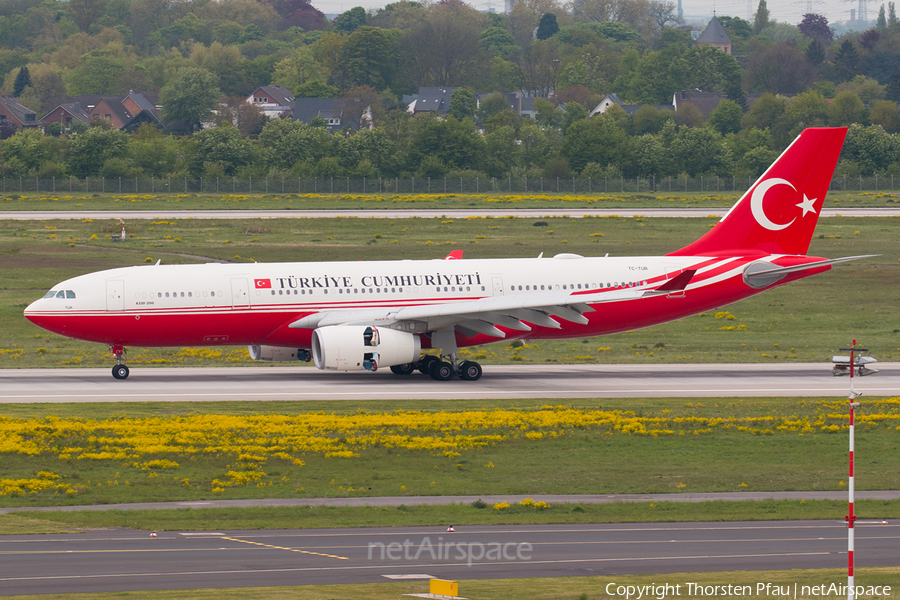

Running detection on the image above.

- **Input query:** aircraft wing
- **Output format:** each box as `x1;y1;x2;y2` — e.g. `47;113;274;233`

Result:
289;272;695;338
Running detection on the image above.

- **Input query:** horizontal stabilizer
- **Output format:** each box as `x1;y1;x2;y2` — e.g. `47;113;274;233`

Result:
744;255;878;288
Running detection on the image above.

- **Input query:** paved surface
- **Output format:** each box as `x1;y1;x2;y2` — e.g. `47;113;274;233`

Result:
1;521;897;595
2;363;898;403
2;208;899;220
4;491;900;515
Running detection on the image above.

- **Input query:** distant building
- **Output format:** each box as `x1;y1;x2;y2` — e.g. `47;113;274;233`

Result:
476;92;538;120
293;98;372;133
672;91;765;118
246;85;295;120
408;87;459;115
41;92;162;132
697;15;732;54
589;93;674;117
0;96;39;131
41;103;92;130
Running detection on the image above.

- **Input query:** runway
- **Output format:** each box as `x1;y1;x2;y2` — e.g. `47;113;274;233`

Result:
1;363;898;403
2;208;899;220
1;521;897;595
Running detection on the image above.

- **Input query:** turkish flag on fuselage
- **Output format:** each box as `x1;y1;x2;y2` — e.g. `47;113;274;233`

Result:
254;279;271;289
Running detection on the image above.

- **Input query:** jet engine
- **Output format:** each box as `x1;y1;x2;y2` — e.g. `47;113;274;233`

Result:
248;345;311;362
311;326;421;372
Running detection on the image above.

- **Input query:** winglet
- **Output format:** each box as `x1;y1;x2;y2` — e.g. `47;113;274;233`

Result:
444;250;463;260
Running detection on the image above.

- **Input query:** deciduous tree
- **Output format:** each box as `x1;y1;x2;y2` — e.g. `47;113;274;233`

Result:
798;13;833;45
193;123;253;175
68;0;106;33
159;67;221;132
402;1;489;87
339;26;394;90
334;6;367;33
870;100;899;132
828;91;866;126
66;52;128;95
67;127;130;177
448;88;477;121
561;113;629;172
707;98;743;135
536;13;559;40
744;43;815;94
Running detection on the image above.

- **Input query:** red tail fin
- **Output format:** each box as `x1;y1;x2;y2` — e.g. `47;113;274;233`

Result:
669;127;847;257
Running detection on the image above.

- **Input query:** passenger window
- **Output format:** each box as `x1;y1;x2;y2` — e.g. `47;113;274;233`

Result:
66;290;76;299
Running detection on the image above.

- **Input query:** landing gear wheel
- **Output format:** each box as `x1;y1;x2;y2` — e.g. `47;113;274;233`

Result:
429;360;454;381
390;363;416;375
112;364;130;380
458;361;482;381
417;355;439;375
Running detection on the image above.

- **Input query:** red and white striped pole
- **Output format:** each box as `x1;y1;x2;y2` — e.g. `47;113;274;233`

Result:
846;340;860;600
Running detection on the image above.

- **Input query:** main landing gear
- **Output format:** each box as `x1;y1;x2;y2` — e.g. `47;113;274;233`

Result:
110;344;130;379
389;354;483;381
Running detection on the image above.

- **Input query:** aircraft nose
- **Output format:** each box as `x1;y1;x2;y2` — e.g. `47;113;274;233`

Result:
24;298;44;325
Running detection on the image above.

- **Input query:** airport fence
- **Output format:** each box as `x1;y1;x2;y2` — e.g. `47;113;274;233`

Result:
2;175;898;195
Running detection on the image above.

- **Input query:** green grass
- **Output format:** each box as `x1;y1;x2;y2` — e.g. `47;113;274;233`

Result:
0;513;84;534
6;499;900;533
1;215;898;369
1;189;898;211
3;567;899;599
1;397;899;508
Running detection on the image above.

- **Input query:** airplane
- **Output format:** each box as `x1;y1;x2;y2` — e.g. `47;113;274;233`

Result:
24;127;874;382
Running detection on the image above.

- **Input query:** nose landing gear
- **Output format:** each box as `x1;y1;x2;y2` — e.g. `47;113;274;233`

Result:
110;344;129;379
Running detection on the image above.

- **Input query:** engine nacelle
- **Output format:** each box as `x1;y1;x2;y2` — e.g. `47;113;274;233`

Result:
311;326;421;372
248;345;311;362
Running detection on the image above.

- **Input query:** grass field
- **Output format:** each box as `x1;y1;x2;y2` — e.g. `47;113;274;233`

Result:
1;189;898;212
3;567;899;599
1;396;898;509
1;215;897;368
5;498;900;534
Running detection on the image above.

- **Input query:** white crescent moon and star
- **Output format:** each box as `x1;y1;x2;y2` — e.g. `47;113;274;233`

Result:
749;178;819;231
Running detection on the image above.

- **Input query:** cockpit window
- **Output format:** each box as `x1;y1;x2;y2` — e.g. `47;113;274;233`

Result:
43;290;57;299
65;290;76;299
55;290;66;299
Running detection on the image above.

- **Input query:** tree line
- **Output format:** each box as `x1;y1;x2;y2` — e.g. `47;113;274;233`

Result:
3;0;900;179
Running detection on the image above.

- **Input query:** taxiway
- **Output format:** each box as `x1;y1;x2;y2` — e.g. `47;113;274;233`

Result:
1;521;897;595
